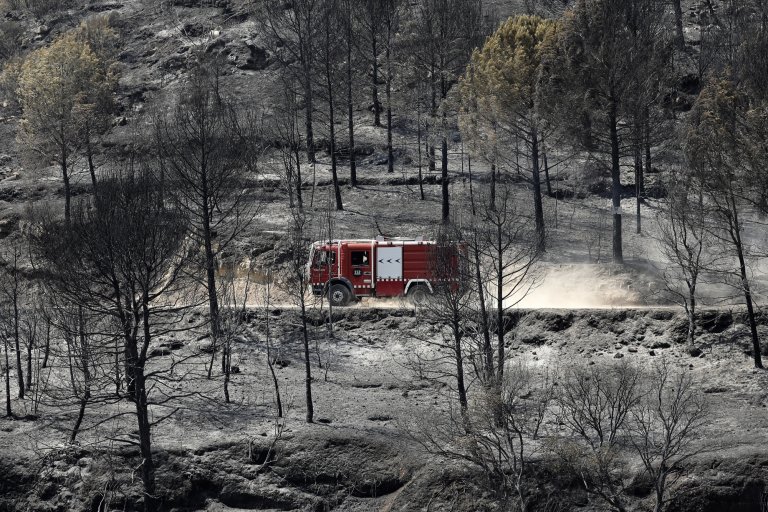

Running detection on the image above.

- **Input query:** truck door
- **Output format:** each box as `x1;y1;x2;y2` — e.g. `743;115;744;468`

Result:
348;247;372;295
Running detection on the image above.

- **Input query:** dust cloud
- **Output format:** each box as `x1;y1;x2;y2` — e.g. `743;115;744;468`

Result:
512;263;648;309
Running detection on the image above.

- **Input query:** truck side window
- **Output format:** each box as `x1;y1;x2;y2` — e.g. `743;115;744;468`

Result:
351;251;369;266
315;251;336;268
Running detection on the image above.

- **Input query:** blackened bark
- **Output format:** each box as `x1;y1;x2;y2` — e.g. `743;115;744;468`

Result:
346;14;356;187
531;132;545;249
4;337;10;417
42;321;50;369
301;299;314;423
687;288;696;345
731;198;763;368
417;110;425;200
371;34;382;127
473;241;492;381
294;145;303;209
386;67;394;173
304;70;316;164
87;142;97;191
70;309;90;444
673;0;685;50
490;162;496;211
609;97;624;264
543;150;552;196
635;133;642;234
453;314;467;410
12;283;22;399
441;136;449;222
325;45;343;211
62;156;71;223
429;67;437;173
25;333;31;390
496;227;505;382
202;185;220;378
643;113;650;204
385;11;394;174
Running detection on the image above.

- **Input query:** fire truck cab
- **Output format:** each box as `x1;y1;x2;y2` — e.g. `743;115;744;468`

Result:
308;236;441;307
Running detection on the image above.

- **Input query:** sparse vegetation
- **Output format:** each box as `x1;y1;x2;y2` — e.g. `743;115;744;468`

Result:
1;1;768;511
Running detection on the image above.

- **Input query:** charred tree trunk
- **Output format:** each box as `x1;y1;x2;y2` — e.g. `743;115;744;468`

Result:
441;135;449;222
300;298;314;423
731;195;763;368
134;368;156;512
25;332;32;391
371;34;382;127
42;320;50;369
62;155;71;223
429;66;437;173
417;108;425;200
543;149;552;196
609;97;624;264
473;240;493;381
4;337;10;417
202;194;220;378
686;285;696;346
673;0;685;50
294;145;303;209
643;112;650;204
136;301;157;512
452;314;468;410
325;43;343;211
635;127;643;234
304;69;316;164
70;309;90;444
490;162;496;212
386;50;394;174
347;16;356;187
87;141;97;191
496;227;505;382
531;131;545;250
12;283;22;399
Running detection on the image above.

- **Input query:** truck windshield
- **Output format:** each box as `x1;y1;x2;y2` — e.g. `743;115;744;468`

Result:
314;250;336;268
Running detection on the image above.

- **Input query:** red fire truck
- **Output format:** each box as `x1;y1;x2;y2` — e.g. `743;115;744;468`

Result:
307;236;458;306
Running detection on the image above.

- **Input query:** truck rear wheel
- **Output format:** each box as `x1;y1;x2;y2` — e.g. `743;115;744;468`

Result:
329;283;352;307
407;284;430;305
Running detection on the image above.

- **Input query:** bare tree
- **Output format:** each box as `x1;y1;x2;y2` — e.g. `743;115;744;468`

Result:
685;76;767;368
33;168;192;512
154;55;259;378
0;244;24;399
409;360;555;511
404;0;484;221
268;83;304;210
218;258;253;404
409;223;473;410
281;208;315;423
354;0;385;127
629;358;709;512
656;176;714;347
261;247;283;418
472;183;541;384
258;0;322;163
542;0;672;262
317;0;343;210
340;0;358;186
553;361;643;512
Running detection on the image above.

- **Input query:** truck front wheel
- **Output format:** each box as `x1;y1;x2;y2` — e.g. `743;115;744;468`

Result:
329;283;352;307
